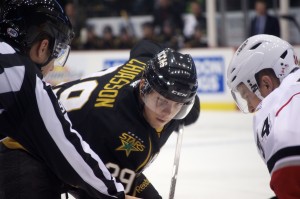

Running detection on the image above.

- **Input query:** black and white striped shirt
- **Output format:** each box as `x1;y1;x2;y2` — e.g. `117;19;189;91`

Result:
0;41;124;199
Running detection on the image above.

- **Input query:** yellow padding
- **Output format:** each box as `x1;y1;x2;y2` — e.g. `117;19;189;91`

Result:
2;137;26;151
201;102;237;111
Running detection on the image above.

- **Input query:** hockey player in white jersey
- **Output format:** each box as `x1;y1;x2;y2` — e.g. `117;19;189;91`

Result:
227;34;300;199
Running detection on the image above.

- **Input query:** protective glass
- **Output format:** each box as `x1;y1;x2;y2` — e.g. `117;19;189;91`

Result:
142;90;184;120
174;97;195;119
231;82;261;113
53;42;71;67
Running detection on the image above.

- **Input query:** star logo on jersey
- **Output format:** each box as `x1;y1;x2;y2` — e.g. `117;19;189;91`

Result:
116;139;140;156
116;132;145;157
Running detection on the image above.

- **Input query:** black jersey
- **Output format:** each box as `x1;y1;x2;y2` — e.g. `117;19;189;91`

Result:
0;41;124;199
54;40;199;198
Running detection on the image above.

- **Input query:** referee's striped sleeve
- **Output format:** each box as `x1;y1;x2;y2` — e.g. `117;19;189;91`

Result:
35;77;125;198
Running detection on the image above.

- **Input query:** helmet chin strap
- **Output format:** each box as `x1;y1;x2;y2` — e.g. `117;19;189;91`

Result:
35;54;53;70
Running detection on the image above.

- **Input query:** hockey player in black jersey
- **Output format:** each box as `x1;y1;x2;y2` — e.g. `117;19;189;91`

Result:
0;1;130;199
53;40;200;198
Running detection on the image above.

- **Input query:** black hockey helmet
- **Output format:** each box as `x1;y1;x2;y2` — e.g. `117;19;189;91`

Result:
0;0;74;66
143;48;198;104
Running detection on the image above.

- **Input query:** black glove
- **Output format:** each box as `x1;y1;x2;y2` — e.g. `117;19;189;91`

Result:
129;173;162;199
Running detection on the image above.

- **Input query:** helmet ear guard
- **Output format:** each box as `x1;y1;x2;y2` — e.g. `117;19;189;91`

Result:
140;78;152;96
272;48;298;81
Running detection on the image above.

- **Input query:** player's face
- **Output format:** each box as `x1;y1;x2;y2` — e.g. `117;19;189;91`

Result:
233;83;261;113
143;90;183;129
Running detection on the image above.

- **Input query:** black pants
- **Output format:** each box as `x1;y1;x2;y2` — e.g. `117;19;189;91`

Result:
0;143;63;199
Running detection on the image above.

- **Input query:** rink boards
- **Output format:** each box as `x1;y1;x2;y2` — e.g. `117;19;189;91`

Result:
47;46;300;111
46;48;236;111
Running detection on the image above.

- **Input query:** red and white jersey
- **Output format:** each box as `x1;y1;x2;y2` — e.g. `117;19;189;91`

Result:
253;68;300;198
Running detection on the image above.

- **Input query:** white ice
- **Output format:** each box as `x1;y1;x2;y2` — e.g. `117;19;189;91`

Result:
63;111;274;199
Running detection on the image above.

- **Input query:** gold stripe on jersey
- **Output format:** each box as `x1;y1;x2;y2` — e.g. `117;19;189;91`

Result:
136;136;152;173
156;127;163;137
95;59;145;108
2;137;27;151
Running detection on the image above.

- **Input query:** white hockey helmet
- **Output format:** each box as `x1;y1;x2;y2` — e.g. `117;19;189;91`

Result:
227;34;299;112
